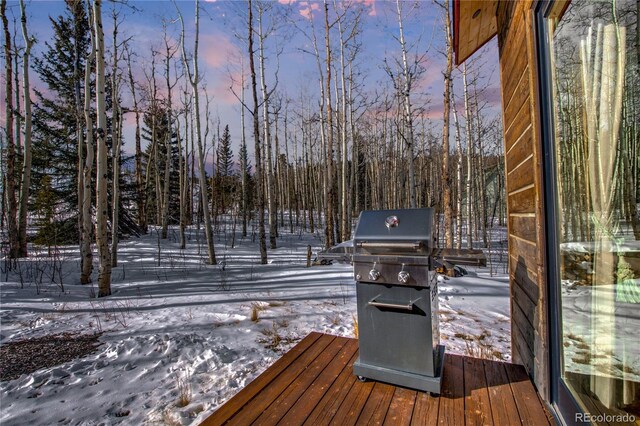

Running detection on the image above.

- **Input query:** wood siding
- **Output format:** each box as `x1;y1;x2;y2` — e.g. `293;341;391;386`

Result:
496;0;549;400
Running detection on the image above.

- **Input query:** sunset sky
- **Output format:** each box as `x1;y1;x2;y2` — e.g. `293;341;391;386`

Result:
3;0;501;157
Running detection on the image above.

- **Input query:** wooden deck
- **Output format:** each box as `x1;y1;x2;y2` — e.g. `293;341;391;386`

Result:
202;332;555;425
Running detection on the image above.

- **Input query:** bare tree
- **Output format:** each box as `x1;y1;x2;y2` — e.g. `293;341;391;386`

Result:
394;0;417;208
110;9;122;267
438;0;453;248
161;24;177;240
17;0;34;257
451;84;463;249
73;0;88;279
1;0;19;259
80;1;96;285
256;1;278;249
176;88;189;249
324;0;336;248
177;0;216;264
93;0;112;296
334;0;362;241
124;42;144;232
239;55;249;238
248;0;267;263
463;62;474;249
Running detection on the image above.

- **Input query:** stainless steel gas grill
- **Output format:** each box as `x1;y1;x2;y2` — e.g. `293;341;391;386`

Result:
352;208;445;394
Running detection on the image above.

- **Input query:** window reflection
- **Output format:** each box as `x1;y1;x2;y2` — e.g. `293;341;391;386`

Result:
549;0;639;421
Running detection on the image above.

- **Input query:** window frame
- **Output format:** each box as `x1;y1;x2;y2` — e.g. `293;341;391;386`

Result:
533;1;589;424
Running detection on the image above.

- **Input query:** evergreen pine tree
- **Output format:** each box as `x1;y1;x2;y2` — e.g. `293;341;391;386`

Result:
215;125;234;215
238;139;254;230
141;103;180;225
31;1;93;243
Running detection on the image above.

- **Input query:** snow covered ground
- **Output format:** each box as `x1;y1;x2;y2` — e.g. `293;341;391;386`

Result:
0;226;511;425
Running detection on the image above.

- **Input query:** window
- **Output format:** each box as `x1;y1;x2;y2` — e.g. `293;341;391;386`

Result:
542;0;640;423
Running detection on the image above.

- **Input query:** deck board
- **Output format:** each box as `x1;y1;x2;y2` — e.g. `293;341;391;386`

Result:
410;391;440;426
281;338;358;425
484;359;523;426
357;382;395;425
304;352;359;425
202;333;554;425
226;334;335;425
383;387;417;426
504;360;551;425
438;354;465;425
329;373;375;425
200;332;323;426
254;336;348;425
463;356;494;426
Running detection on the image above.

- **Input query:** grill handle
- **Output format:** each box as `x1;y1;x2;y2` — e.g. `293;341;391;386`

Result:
368;297;419;311
356;241;423;250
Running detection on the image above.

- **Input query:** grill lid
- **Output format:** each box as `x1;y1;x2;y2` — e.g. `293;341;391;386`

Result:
354;208;434;255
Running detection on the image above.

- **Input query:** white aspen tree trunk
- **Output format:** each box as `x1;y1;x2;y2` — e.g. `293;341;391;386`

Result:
463;63;474;249
332;73;342;240
149;54;162;226
177;0;216;264
111;11;121;267
300;117;310;232
274;108;283;231
17;0;33;257
13;30;21;154
93;0;111;297
240;56;248;238
441;1;453;248
176;111;186;249
161;30;174;240
305;14;326;238
324;0;335;248
2;0;19;259
283;108;293;232
395;0;416;208
472;81;488;246
125;44;144;232
111;106;122;267
181;92;192;233
189;108;195;227
257;5;277;250
247;0;267;263
452;88;463;250
80;6;96;285
336;4;349;240
293;123;300;230
349;63;359;216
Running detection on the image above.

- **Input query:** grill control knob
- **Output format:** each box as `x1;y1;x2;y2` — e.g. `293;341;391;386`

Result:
369;269;380;281
398;270;411;284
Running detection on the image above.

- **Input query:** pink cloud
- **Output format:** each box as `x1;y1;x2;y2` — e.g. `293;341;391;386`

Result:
200;33;245;106
207;74;242;106
354;0;377;16
201;34;241;70
298;1;321;20
278;0;297;4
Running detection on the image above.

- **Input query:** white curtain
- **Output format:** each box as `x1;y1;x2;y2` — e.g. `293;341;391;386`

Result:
580;22;629;408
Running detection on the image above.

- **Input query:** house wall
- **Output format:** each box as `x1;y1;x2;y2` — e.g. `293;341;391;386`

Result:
496;0;550;400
